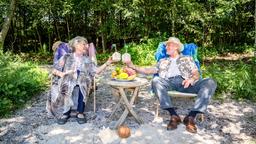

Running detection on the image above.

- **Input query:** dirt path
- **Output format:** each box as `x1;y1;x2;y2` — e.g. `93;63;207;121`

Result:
0;65;255;144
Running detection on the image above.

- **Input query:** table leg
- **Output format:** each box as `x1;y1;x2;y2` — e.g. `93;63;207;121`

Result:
124;88;143;123
114;108;129;128
108;97;122;121
114;87;143;128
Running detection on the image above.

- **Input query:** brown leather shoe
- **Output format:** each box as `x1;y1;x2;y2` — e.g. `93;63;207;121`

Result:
167;115;181;130
183;116;197;133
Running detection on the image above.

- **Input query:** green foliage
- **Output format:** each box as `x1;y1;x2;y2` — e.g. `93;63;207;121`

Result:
203;59;256;101
96;53;110;64
18;52;52;65
1;0;254;53
197;45;254;60
120;36;167;66
0;51;48;117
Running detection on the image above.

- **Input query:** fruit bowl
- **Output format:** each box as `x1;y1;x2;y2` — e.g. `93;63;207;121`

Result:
111;78;135;82
111;66;137;81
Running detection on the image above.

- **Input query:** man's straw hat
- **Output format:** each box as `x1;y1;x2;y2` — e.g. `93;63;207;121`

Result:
166;37;184;52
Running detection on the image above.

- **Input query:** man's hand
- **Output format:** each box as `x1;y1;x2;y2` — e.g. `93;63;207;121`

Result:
124;59;134;68
182;79;194;88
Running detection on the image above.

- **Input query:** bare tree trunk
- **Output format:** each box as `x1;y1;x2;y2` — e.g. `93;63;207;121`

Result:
66;17;70;40
54;19;60;40
0;0;17;50
36;26;43;49
171;0;176;36
100;15;106;53
172;19;175;36
48;32;51;52
96;37;99;50
101;33;106;53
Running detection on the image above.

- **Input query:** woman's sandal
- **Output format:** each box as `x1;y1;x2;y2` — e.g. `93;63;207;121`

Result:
57;115;70;125
76;113;87;124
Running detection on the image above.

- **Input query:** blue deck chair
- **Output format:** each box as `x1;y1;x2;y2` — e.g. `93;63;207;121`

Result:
53;42;71;65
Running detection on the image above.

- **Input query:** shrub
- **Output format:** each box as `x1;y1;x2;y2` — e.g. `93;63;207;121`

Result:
203;59;256;101
0;51;48;117
96;53;110;64
120;41;156;66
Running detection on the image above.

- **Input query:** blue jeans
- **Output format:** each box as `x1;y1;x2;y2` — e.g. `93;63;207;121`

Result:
152;76;217;113
64;87;85;115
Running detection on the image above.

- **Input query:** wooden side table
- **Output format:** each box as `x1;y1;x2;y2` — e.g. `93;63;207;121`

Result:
106;78;148;129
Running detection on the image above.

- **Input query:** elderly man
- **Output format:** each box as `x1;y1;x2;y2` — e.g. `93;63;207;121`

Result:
125;37;217;133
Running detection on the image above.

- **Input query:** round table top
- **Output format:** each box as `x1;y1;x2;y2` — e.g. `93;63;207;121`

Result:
106;77;148;88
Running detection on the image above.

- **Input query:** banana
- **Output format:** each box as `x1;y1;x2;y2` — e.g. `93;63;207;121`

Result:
127;74;136;80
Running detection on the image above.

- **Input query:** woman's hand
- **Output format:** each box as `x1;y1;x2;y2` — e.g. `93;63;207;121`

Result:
58;71;66;78
107;57;114;64
58;70;76;78
53;69;65;78
65;70;76;75
96;57;116;74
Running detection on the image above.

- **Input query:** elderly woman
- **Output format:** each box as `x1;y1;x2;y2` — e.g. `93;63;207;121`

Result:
51;36;114;125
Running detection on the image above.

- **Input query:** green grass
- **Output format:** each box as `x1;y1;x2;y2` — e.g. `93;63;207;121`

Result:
0;51;49;117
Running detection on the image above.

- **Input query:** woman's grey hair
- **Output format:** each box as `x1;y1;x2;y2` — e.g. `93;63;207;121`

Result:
69;36;88;52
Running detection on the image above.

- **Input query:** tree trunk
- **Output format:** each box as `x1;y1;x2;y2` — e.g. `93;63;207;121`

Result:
66;17;70;40
0;0;17;50
101;33;106;53
100;15;106;53
36;26;43;49
54;19;60;40
172;18;175;36
96;37;99;50
48;32;51;52
171;0;176;36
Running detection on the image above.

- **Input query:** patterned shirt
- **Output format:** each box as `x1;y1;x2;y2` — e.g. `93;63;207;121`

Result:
157;55;198;79
166;57;181;78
